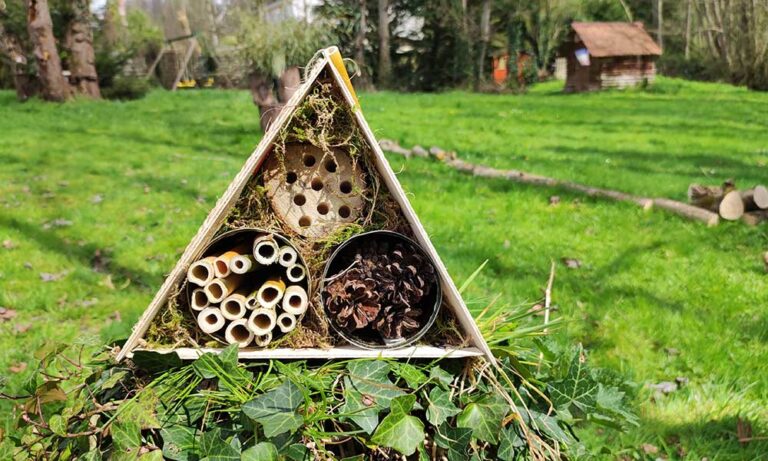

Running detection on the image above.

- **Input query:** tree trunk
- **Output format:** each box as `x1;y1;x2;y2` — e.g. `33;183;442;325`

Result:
65;0;101;98
250;71;279;132
475;0;491;90
0;15;34;101
354;0;372;91
277;66;301;103
685;0;692;59
376;0;391;88
27;0;70;101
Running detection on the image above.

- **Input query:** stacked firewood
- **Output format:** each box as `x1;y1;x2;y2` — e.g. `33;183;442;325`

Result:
186;234;309;348
688;181;768;224
323;236;438;345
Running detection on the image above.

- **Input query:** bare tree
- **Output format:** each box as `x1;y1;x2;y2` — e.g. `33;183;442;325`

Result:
65;0;100;98
377;0;391;87
27;0;70;101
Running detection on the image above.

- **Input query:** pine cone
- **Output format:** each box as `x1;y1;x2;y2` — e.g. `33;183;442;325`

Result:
323;239;437;341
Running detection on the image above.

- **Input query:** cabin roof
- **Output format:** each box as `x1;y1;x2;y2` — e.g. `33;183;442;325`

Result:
571;22;662;58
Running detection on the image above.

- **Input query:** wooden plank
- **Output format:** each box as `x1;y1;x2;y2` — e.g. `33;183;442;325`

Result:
131;346;485;360
117;54;332;361
322;48;495;362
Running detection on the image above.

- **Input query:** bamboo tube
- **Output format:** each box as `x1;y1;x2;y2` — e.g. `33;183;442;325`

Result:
245;289;259;310
256;276;286;309
254;332;272;347
277;312;297;333
204;274;244;303
282;285;308;316
253;235;279;265
214;244;251;278
224;319;254;348
286;264;306;283
230;254;258;274
221;290;248;320
187;256;217;286
278;247;298;267
190;288;210;311
197;307;225;334
247;308;276;336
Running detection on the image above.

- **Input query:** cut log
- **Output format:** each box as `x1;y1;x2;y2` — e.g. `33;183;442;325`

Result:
742;210;768;227
687;184;724;211
742;185;768;211
654;199;720;226
719;190;744;220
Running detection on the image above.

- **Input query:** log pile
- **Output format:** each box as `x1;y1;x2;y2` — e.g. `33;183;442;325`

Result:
187;232;309;348
688;181;768;225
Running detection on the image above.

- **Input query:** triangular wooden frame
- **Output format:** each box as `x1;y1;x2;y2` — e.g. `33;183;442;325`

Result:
117;47;493;362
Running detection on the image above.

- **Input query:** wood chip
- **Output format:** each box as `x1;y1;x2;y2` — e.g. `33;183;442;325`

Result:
0;307;18;322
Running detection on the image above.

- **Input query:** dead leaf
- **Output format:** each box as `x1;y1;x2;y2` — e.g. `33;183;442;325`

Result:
13;323;31;334
0;307;18;322
664;347;680;356
42;219;73;230
102;275;115;290
23;262;33;270
90;194;103;204
502;239;511;249
737;417;753;444
640;443;658;455
143;185;151;194
651;381;677;394
40;271;68;282
561;257;582;269
108;311;122;323
549;195;561;205
9;362;27;373
91;249;110;273
2;239;15;250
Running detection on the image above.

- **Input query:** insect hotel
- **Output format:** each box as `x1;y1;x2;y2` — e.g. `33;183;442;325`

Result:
118;47;491;362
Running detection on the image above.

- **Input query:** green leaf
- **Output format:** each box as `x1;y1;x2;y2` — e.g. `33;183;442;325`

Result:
389;394;416;416
79;448;103;461
138;451;164;461
242;379;304;437
456;394;508;444
530;411;573;445
118;388;161;430
281;443;308;461
48;414;67;436
200;428;241;460
219;344;240;369
429;366;454;388
341;361;405;433
112;421;141;453
497;426;524;461
434;425;472;461
371;409;424;456
241;442;278;461
426;387;460;427
161;425;198;461
131;350;183;373
101;370;128;390
391;362;427;389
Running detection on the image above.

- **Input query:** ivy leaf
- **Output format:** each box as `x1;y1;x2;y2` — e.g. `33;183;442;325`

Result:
138;451;164;461
392;362;427;389
112;420;141;453
426;387;460;427
200;428;241;460
371;399;424;456
241;442;278;461
530;410;573;445
118;388;161;430
497;426;524;461
340;361;404;434
434;424;472;461
161;425;199;461
429;366;454;388
131;350;183;374
218;344;239;369
100;370;128;390
456;394;508;444
242;379;304;437
281;443;309;461
48;414;67;436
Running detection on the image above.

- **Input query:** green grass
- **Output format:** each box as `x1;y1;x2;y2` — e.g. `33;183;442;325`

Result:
1;77;767;459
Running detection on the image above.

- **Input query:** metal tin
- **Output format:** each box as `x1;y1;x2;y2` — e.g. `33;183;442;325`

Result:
320;230;442;350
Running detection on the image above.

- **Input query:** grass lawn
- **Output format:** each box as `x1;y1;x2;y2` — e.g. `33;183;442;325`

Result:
1;78;767;459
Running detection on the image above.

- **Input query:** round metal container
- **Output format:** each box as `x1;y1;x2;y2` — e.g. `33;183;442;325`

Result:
320;230;442;349
186;228;311;346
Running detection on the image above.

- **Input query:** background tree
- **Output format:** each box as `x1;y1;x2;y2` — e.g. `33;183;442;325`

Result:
27;0;70;101
63;0;100;98
376;0;390;87
0;0;34;100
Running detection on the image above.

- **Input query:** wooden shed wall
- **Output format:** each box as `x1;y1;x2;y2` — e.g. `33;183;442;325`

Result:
564;54;656;92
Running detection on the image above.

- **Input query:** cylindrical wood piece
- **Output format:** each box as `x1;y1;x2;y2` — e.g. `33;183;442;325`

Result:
742;186;768;211
282;285;308;316
719;190;745;220
230;254;258;274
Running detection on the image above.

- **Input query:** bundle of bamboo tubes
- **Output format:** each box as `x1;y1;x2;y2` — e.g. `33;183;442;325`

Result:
186;232;309;348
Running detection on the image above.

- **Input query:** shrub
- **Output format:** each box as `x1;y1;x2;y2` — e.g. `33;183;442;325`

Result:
101;76;151;100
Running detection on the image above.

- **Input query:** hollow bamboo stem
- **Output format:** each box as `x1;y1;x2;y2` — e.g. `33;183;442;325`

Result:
224;319;254;348
286;264;306;283
197;307;225;334
204;274;244;303
277;312;297;333
282;285;308;316
253;235;279;265
231;254;258;274
256;276;286;309
187;256;217;286
190;288;210;311
278;247;298;267
254;332;272;347
221;289;248;320
248;308;276;336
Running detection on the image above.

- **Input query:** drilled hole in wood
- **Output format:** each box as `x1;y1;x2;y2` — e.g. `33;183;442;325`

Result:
294;194;306;206
338;206;351;218
324;159;337;172
286;171;298;184
317;202;330;215
339;181;353;194
302;154;316;167
299;216;312;227
311;178;324;191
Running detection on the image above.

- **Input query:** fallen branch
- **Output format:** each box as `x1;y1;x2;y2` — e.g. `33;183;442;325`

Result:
380;139;719;226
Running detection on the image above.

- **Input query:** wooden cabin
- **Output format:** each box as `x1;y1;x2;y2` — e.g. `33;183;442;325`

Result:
561;22;661;92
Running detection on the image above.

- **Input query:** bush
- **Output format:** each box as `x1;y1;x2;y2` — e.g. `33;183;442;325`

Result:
101;76;151;100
